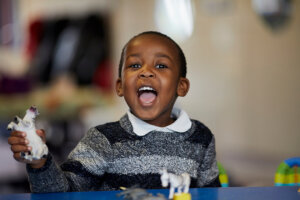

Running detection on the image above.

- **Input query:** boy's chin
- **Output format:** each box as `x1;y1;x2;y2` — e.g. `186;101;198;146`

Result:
132;110;157;120
133;111;156;121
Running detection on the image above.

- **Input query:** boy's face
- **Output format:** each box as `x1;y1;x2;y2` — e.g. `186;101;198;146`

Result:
116;34;189;127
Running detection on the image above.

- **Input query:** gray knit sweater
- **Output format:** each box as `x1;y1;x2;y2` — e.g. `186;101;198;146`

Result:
26;114;220;193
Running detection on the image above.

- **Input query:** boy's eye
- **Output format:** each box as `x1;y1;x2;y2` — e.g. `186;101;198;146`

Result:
156;64;167;69
129;64;141;68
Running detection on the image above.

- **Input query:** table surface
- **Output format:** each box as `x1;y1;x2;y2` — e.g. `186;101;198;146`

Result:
0;186;299;200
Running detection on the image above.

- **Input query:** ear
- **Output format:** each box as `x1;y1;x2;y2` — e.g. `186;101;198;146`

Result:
115;78;124;97
177;77;190;97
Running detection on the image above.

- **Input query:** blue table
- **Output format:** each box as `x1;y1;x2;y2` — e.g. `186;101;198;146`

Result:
0;186;299;200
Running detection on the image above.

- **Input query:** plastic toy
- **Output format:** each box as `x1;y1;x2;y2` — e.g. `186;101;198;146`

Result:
7;106;48;161
160;169;191;200
118;186;167;200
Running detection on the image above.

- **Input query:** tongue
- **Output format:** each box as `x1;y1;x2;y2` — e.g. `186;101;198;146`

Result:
139;92;156;104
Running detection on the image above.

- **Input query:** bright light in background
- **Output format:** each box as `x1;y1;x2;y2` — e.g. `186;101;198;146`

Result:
155;0;194;42
251;0;293;31
252;0;281;14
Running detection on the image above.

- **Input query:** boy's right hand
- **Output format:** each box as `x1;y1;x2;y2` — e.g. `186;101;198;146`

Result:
7;129;47;169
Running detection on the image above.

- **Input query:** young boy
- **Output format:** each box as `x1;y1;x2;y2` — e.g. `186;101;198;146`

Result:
8;31;220;192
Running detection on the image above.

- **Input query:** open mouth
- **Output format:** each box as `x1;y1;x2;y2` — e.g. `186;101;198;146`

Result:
29;106;39;115
29;106;37;112
137;86;157;105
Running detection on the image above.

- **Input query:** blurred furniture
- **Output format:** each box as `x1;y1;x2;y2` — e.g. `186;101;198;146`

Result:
0;186;299;200
274;157;300;186
218;162;229;187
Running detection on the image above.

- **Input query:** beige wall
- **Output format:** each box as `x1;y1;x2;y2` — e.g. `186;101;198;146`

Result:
5;0;300;186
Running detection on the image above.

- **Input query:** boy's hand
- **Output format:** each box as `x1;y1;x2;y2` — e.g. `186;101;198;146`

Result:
7;129;47;168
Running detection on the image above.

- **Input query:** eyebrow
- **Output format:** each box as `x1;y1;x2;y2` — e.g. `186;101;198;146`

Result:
155;53;173;61
126;53;140;60
126;53;173;62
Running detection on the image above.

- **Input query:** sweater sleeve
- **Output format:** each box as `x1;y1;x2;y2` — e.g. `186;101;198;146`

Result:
198;135;221;187
26;153;69;192
26;127;112;193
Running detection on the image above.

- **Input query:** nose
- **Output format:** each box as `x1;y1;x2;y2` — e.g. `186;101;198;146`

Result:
139;65;155;78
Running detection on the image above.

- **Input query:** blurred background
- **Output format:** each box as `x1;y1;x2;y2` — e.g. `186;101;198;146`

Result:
0;0;299;193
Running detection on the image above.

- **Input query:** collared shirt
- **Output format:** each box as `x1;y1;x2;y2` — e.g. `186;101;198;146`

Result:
127;107;192;136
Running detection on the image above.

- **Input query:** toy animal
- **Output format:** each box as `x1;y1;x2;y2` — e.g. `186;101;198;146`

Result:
7;106;48;161
159;169;191;199
118;186;167;200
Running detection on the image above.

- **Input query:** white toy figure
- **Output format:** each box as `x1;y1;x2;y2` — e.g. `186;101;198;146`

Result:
7;106;48;161
160;169;191;200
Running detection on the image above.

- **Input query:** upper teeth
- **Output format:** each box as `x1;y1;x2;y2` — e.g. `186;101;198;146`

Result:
139;86;155;92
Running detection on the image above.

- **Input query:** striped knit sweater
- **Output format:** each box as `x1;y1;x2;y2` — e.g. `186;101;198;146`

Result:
26;114;220;193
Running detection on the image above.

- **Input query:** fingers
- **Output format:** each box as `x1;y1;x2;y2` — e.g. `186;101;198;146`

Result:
11;145;31;163
36;129;45;136
11;144;31;153
13;152;23;161
10;131;26;137
8;136;29;145
8;130;28;146
13;151;47;166
36;129;46;142
8;130;31;163
13;153;28;163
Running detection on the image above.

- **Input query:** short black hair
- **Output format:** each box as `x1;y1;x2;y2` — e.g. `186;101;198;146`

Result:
118;31;187;78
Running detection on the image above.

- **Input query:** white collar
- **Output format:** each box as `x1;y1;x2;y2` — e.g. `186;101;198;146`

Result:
127;107;192;136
